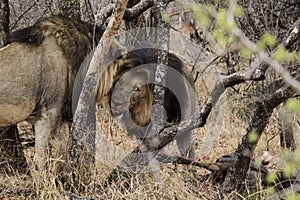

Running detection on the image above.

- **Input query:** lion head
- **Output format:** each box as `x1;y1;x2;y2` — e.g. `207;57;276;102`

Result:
96;47;196;142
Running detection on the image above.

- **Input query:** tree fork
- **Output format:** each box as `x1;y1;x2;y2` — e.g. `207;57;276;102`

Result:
219;84;296;198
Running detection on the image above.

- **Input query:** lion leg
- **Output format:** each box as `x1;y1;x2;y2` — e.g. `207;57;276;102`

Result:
34;107;61;170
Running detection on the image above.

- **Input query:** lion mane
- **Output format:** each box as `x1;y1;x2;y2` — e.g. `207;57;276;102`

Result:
0;15;196;164
95;48;197;159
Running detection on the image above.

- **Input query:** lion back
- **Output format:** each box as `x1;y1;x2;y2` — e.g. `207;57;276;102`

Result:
5;16;103;120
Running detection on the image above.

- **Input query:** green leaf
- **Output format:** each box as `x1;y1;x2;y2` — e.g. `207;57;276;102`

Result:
228;35;238;44
266;187;276;196
248;131;258;143
216;9;227;28
240;48;252;60
286;98;300;113
257;33;276;50
272;46;291;61
283;163;296;178
233;5;243;17
295;150;300;166
286;192;300;200
297;52;300;61
253;159;263;168
212;29;227;47
161;13;170;22
257;40;266;51
216;9;235;31
261;33;276;48
266;171;278;183
193;7;210;28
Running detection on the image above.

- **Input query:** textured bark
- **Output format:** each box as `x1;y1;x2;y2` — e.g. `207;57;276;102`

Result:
219;85;296;198
144;0;170;141
0;0;9;46
123;0;154;22
145;0;170;183
69;0;129;165
143;67;265;151
96;0;171;27
79;0;94;22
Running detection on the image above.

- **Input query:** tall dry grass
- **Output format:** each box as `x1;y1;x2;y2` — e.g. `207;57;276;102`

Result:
0;71;299;199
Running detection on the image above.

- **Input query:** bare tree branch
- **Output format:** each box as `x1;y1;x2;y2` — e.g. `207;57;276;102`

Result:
123;0;154;22
216;14;300;197
219;83;296;197
283;18;300;51
80;0;94;22
142;67;265;151
95;4;114;27
145;0;170;142
96;0;173;27
68;0;129;165
228;7;300;90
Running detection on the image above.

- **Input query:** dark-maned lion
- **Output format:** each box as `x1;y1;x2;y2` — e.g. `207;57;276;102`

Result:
96;48;197;159
0;16;102;167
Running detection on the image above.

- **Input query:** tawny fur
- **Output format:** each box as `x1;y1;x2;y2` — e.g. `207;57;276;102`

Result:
0;16;196;166
0;16;102;168
96;48;197;159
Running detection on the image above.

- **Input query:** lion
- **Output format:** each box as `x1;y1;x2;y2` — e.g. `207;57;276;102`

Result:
95;47;197;159
0;16;102;167
1;15;196;171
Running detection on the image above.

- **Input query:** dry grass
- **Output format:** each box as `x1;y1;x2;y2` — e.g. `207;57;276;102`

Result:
0;73;299;199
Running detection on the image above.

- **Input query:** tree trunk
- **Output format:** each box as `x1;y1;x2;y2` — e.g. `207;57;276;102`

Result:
0;0;9;46
219;85;296;198
143;0;170;147
69;0;129;166
145;0;170;184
